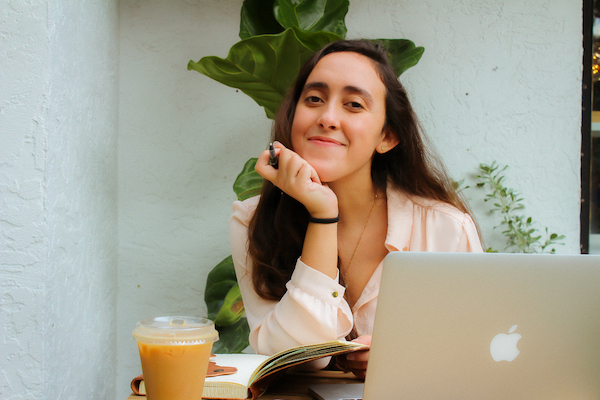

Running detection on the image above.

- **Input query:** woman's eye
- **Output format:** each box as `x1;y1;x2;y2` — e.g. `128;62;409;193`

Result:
348;101;364;109
305;96;322;104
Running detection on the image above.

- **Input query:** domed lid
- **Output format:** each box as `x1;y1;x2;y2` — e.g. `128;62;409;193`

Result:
132;316;218;345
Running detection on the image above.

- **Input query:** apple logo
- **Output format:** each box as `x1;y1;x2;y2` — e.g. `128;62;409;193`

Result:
490;324;522;362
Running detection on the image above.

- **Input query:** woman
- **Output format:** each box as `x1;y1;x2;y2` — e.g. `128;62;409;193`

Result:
229;40;483;378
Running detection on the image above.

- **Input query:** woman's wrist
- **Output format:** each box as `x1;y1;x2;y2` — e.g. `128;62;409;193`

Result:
308;214;340;224
304;191;338;222
307;208;339;221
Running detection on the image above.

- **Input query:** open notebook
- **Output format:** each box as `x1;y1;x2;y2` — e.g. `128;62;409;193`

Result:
311;252;600;400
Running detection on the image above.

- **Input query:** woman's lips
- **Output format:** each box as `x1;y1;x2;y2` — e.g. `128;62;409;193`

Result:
307;136;344;146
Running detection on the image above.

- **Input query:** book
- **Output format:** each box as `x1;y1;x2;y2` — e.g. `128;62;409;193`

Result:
131;339;368;399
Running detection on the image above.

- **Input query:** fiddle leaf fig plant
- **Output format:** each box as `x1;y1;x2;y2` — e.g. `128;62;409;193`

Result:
188;0;424;118
272;0;349;37
239;0;348;39
239;0;286;39
374;39;427;76
234;158;262;201
204;255;249;353
192;0;423;352
204;160;262;353
188;28;340;119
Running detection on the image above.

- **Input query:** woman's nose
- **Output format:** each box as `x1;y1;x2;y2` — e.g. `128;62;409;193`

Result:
316;105;340;130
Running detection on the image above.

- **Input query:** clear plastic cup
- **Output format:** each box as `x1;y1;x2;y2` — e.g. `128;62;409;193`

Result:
132;316;218;400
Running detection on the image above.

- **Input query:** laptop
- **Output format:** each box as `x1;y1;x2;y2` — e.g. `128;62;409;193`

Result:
310;251;600;400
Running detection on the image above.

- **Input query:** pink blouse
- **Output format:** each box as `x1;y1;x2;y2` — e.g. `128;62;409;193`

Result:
229;187;483;357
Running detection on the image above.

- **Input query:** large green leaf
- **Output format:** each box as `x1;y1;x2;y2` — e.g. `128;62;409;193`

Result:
204;256;250;353
213;318;251;354
204;256;238;320
233;158;264;201
188;28;342;118
375;39;425;77
274;0;348;37
214;283;245;326
239;0;283;40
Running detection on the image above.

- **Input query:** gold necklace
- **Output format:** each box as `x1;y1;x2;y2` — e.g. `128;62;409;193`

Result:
340;193;378;288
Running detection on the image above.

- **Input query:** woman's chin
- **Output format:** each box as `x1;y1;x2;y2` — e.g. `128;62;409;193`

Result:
313;169;340;184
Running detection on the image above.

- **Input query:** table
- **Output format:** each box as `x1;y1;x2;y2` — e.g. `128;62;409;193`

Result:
126;370;361;400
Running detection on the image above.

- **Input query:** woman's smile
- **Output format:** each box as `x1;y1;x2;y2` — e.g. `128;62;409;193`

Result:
307;135;345;147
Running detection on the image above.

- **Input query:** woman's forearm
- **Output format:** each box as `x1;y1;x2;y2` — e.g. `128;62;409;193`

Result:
300;221;339;279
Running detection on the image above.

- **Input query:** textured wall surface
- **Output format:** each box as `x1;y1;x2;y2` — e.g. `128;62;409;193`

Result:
1;2;49;397
1;1;119;399
117;0;582;398
117;0;272;395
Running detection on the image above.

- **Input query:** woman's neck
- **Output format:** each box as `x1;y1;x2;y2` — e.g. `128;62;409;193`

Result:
329;176;381;222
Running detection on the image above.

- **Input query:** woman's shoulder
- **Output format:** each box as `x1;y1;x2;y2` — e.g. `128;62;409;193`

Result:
231;195;261;227
388;187;470;223
413;195;467;220
386;187;483;252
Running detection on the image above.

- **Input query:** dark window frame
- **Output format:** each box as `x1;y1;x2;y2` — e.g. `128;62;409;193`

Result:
582;0;593;253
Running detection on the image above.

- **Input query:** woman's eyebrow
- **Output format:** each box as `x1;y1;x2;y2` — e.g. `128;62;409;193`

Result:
343;85;374;104
302;81;328;92
303;81;374;103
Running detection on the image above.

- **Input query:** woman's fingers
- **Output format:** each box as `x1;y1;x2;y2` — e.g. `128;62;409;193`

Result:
255;145;280;182
352;335;372;347
255;143;336;215
255;142;300;184
256;143;308;191
336;335;371;379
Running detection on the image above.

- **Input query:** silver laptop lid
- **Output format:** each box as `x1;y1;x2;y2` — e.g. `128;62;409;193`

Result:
364;252;600;400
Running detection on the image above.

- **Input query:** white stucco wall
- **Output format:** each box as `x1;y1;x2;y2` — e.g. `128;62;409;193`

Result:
1;1;119;399
117;0;582;398
1;2;49;397
117;1;267;395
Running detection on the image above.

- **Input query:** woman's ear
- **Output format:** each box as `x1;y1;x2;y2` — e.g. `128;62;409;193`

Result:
376;129;399;154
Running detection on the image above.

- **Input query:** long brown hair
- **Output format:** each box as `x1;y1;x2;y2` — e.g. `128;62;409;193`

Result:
248;40;475;300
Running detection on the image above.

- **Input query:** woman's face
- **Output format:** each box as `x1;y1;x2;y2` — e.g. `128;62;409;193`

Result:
291;51;393;184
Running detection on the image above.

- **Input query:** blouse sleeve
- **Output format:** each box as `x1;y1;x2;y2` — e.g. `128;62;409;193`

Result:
453;213;483;252
229;198;354;356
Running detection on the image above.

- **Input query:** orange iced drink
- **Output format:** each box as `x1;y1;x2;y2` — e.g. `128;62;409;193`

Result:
133;316;218;400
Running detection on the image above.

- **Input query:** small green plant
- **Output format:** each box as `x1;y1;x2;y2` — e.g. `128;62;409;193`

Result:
475;162;565;253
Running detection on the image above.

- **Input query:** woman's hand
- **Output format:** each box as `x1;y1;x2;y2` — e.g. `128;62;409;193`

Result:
255;142;338;218
336;335;371;379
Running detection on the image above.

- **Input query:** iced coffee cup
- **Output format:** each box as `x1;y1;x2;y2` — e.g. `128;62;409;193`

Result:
132;316;218;400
